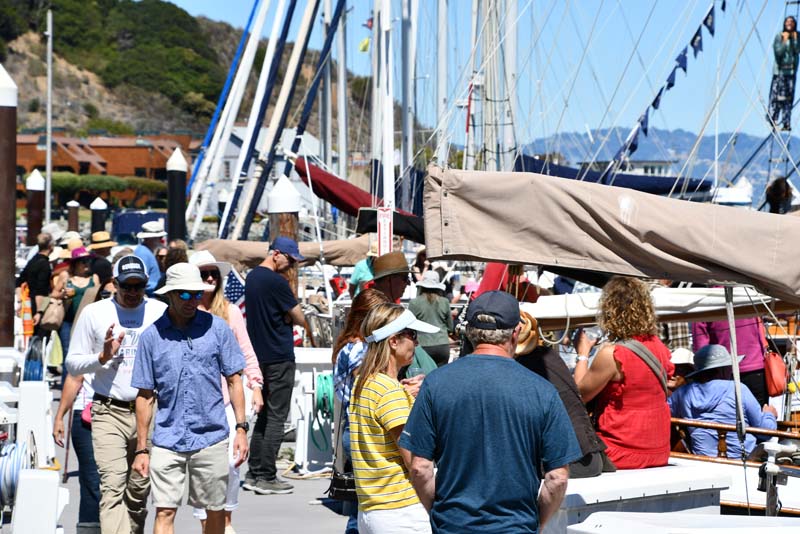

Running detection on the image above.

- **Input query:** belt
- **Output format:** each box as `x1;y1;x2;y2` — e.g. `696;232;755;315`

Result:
93;393;135;412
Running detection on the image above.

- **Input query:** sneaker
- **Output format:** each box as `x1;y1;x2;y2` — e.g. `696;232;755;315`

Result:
242;475;258;491
253;478;294;495
224;526;237;534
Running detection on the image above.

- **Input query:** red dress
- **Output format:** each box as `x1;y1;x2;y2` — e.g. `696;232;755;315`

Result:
594;335;675;469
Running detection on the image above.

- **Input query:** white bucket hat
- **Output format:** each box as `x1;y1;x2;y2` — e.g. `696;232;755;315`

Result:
416;270;445;291
154;263;215;295
188;250;232;280
137;220;167;239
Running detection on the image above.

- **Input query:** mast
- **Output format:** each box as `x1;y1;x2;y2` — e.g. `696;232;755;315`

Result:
336;7;348;183
370;1;382;193
322;0;333;169
380;0;395;208
436;0;448;165
189;0;272;241
463;0;480;171
483;1;499;171
45;9;52;223
400;0;417;211
501;0;517;171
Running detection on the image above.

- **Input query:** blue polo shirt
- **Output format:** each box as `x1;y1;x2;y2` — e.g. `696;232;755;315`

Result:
132;310;245;452
399;355;582;534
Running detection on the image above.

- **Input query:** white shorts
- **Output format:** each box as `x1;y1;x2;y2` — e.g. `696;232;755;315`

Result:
358;503;432;534
150;438;229;511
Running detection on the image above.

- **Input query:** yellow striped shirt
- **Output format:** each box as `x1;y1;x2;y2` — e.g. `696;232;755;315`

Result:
349;372;419;511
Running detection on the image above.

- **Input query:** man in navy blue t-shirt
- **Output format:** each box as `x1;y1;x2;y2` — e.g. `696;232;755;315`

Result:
399;291;581;533
244;237;306;495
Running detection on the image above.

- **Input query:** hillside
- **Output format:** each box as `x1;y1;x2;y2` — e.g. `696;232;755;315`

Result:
0;0;375;153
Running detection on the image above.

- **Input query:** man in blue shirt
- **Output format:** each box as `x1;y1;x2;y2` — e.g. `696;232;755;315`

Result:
134;221;166;296
131;263;248;534
244;236;306;495
399;291;582;534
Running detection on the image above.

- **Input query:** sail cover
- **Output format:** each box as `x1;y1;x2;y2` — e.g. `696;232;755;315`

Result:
424;165;800;303
515;155;712;196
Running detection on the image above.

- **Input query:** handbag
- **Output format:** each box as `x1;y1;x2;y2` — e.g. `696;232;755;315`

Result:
326;393;358;502
40;298;65;331
764;351;788;397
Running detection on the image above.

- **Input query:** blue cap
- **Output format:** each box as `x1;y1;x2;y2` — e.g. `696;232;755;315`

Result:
270;236;305;261
466;290;520;330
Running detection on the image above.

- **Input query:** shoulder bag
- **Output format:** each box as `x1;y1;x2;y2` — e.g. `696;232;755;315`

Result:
40;298;65;331
326;395;357;502
764;351;788;397
617;339;669;398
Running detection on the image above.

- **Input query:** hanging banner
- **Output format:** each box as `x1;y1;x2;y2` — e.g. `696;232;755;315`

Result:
377;207;393;256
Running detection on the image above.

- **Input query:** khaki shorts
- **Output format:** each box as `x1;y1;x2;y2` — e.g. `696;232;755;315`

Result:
150;439;229;510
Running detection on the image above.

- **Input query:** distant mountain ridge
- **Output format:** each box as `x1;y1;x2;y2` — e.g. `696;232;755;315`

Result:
524;127;796;194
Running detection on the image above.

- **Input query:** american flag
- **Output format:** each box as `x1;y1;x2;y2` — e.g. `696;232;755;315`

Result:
224;268;247;319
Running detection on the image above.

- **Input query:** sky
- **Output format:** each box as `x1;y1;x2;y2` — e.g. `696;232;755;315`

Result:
172;0;796;149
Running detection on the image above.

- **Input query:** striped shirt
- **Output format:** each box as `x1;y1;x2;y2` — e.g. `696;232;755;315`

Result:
349;372;419;512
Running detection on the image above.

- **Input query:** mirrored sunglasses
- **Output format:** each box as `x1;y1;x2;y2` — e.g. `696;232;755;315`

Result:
177;291;204;301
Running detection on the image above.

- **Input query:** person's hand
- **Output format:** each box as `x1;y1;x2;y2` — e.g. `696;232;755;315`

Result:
52;416;65;447
32;312;41;326
783;31;791;42
763;404;778;417
251;387;264;414
233;429;250;468
132;453;149;478
401;375;424;398
100;324;125;365
575;330;598;357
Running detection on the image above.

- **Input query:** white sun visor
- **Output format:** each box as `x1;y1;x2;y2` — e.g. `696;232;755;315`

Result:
365;309;440;343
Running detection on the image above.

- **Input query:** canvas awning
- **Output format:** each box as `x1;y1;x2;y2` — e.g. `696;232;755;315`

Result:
523;287;797;331
196;234;371;272
424;165;800;303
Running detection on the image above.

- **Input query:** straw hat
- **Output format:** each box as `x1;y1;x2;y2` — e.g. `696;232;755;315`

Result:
188;250;232;280
515;310;540;356
154;263;215;295
87;231;118;250
372;251;410;280
137;220;167;239
65;237;84;251
417;270;445;291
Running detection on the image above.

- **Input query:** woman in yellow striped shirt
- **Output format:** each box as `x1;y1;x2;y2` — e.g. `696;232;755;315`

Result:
350;303;438;534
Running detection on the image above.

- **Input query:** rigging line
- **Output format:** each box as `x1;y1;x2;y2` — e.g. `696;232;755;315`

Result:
669;0;769;198
546;0;607;163
580;0;699;180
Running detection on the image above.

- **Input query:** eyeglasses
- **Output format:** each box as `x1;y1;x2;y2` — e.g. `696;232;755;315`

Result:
396;329;418;341
200;269;220;280
119;282;146;292
177;291;204;301
281;252;297;265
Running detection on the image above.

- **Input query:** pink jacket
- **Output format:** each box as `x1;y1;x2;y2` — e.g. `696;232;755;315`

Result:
201;303;263;405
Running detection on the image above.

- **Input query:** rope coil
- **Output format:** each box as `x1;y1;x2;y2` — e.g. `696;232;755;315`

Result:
0;441;30;508
311;373;334;452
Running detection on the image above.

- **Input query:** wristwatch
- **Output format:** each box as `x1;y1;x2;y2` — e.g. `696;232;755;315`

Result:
235;422;250;432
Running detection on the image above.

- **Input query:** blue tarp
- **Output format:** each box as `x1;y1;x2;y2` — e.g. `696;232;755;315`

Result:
514;155;712;196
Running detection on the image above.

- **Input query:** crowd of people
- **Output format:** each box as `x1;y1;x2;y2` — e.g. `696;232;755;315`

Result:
14;220;786;534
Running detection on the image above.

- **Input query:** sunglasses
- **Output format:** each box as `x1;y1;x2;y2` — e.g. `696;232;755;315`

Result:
119;282;146;292
397;329;418;341
177;291;204;301
280;252;297;265
200;269;220;280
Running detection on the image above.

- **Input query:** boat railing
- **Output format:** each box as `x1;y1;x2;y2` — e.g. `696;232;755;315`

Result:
671;417;800;459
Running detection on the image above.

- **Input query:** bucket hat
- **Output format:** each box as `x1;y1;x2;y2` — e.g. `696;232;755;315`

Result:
189;250;232;280
686;344;743;378
155;263;215;295
137;221;167;239
59;231;81;246
372;251;410;280
416;270;445;291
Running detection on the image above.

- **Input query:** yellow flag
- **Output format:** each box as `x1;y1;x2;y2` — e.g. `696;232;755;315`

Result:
358;37;370;53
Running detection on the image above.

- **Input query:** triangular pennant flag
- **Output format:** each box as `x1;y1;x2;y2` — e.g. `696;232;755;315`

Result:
703;5;715;36
691;26;703;57
363;17;374;30
721;0;726;13
640;109;649;137
676;47;688;74
628;126;640;155
652;87;664;110
666;68;677;90
359;37;371;53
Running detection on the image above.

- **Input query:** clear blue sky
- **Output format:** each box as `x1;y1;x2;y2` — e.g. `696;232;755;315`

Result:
173;0;794;147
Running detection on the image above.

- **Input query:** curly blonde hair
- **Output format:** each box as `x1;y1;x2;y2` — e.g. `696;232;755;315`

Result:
597;276;657;340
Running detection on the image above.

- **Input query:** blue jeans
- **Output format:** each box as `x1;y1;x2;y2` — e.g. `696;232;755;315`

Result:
59;321;72;387
342;426;358;534
71;410;101;525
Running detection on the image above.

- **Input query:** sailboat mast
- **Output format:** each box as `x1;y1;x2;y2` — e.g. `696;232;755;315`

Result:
483;1;499;171
45;9;52;223
380;0;395;209
436;0;448;165
400;0;417;211
370;1;382;193
502;0;517;171
336;7;348;184
464;0;480;171
322;0;333;169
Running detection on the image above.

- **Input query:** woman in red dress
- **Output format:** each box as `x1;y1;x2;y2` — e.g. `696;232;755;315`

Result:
574;277;674;469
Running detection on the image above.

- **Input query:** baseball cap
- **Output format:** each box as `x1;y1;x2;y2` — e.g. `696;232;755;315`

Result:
113;255;148;283
466;290;520;330
270;236;305;262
